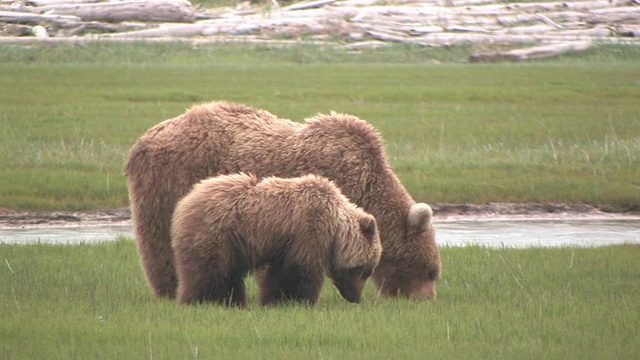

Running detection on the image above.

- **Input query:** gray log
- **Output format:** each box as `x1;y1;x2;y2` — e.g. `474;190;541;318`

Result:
37;0;195;23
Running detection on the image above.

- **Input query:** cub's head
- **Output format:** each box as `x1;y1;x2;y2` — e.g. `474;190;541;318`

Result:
330;213;381;303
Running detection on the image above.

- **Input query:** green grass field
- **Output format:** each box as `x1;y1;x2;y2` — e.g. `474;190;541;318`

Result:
1;42;639;359
1;240;638;359
1;42;639;211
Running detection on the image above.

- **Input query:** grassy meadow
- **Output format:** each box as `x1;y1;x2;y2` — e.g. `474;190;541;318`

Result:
1;42;639;210
1;240;639;359
1;41;639;359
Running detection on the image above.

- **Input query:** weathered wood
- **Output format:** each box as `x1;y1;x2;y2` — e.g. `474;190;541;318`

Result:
38;0;196;23
63;21;149;36
352;12;498;27
444;26;494;34
333;0;381;6
504;1;565;14
587;4;640;15
448;0;498;6
0;4;38;13
536;13;563;29
470;40;592;62
365;28;408;42
282;0;336;11
27;0;101;6
104;23;215;37
587;7;640;24
496;10;589;26
554;26;611;38
495;13;539;26
407;26;443;36
615;25;640;38
503;24;556;35
410;33;540;47
0;34;325;45
340;40;389;49
0;9;81;26
0;0;639;58
1;23;33;36
562;0;630;11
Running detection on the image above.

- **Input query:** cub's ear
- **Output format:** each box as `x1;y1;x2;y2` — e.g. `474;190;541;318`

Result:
359;215;378;239
408;203;433;234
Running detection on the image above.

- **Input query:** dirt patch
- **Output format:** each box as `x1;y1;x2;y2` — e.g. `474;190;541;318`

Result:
1;203;638;229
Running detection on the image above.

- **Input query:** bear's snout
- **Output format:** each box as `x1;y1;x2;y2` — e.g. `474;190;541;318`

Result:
411;281;437;301
339;289;362;304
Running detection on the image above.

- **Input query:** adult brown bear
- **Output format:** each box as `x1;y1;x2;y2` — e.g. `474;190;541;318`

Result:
125;101;440;300
171;173;381;307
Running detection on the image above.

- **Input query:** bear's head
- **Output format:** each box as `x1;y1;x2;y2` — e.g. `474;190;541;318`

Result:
372;203;441;300
330;214;381;303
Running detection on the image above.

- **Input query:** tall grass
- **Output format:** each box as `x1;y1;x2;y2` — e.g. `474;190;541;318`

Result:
1;42;639;210
1;240;638;359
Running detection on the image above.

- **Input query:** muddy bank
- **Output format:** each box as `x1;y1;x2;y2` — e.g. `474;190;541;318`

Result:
1;203;638;229
0;207;131;228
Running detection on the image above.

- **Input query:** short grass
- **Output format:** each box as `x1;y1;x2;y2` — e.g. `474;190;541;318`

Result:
1;240;638;359
1;42;639;211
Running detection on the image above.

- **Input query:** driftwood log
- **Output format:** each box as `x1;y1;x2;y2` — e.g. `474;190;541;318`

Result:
470;40;593;62
0;10;81;27
37;0;195;23
1;0;639;61
26;0;101;5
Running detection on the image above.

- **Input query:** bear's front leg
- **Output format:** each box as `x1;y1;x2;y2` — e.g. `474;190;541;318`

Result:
177;268;248;308
225;277;248;308
257;265;324;306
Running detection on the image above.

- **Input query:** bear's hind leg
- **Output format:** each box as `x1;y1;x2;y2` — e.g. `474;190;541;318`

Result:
258;265;323;306
132;204;178;299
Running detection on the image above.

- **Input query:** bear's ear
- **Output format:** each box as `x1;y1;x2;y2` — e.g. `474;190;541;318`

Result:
408;203;433;234
359;215;378;239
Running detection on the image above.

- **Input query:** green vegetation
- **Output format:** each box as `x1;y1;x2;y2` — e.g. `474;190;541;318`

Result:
1;241;638;359
1;41;638;358
1;42;639;211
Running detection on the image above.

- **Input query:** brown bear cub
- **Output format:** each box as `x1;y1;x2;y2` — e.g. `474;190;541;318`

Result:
171;173;382;307
126;101;440;301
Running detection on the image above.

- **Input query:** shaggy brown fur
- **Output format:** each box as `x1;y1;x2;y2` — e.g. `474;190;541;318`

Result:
125;101;440;300
171;173;381;307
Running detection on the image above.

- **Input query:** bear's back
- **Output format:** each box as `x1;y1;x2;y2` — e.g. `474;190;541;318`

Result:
132;102;299;158
127;102;391;189
239;175;346;241
125;101;304;186
172;173;258;242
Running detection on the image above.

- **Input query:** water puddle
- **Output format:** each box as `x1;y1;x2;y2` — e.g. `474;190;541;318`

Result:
1;219;638;248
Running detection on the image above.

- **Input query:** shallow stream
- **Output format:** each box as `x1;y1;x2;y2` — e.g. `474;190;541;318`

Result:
1;219;638;248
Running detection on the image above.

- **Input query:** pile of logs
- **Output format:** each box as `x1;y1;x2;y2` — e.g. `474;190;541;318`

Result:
1;0;639;61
